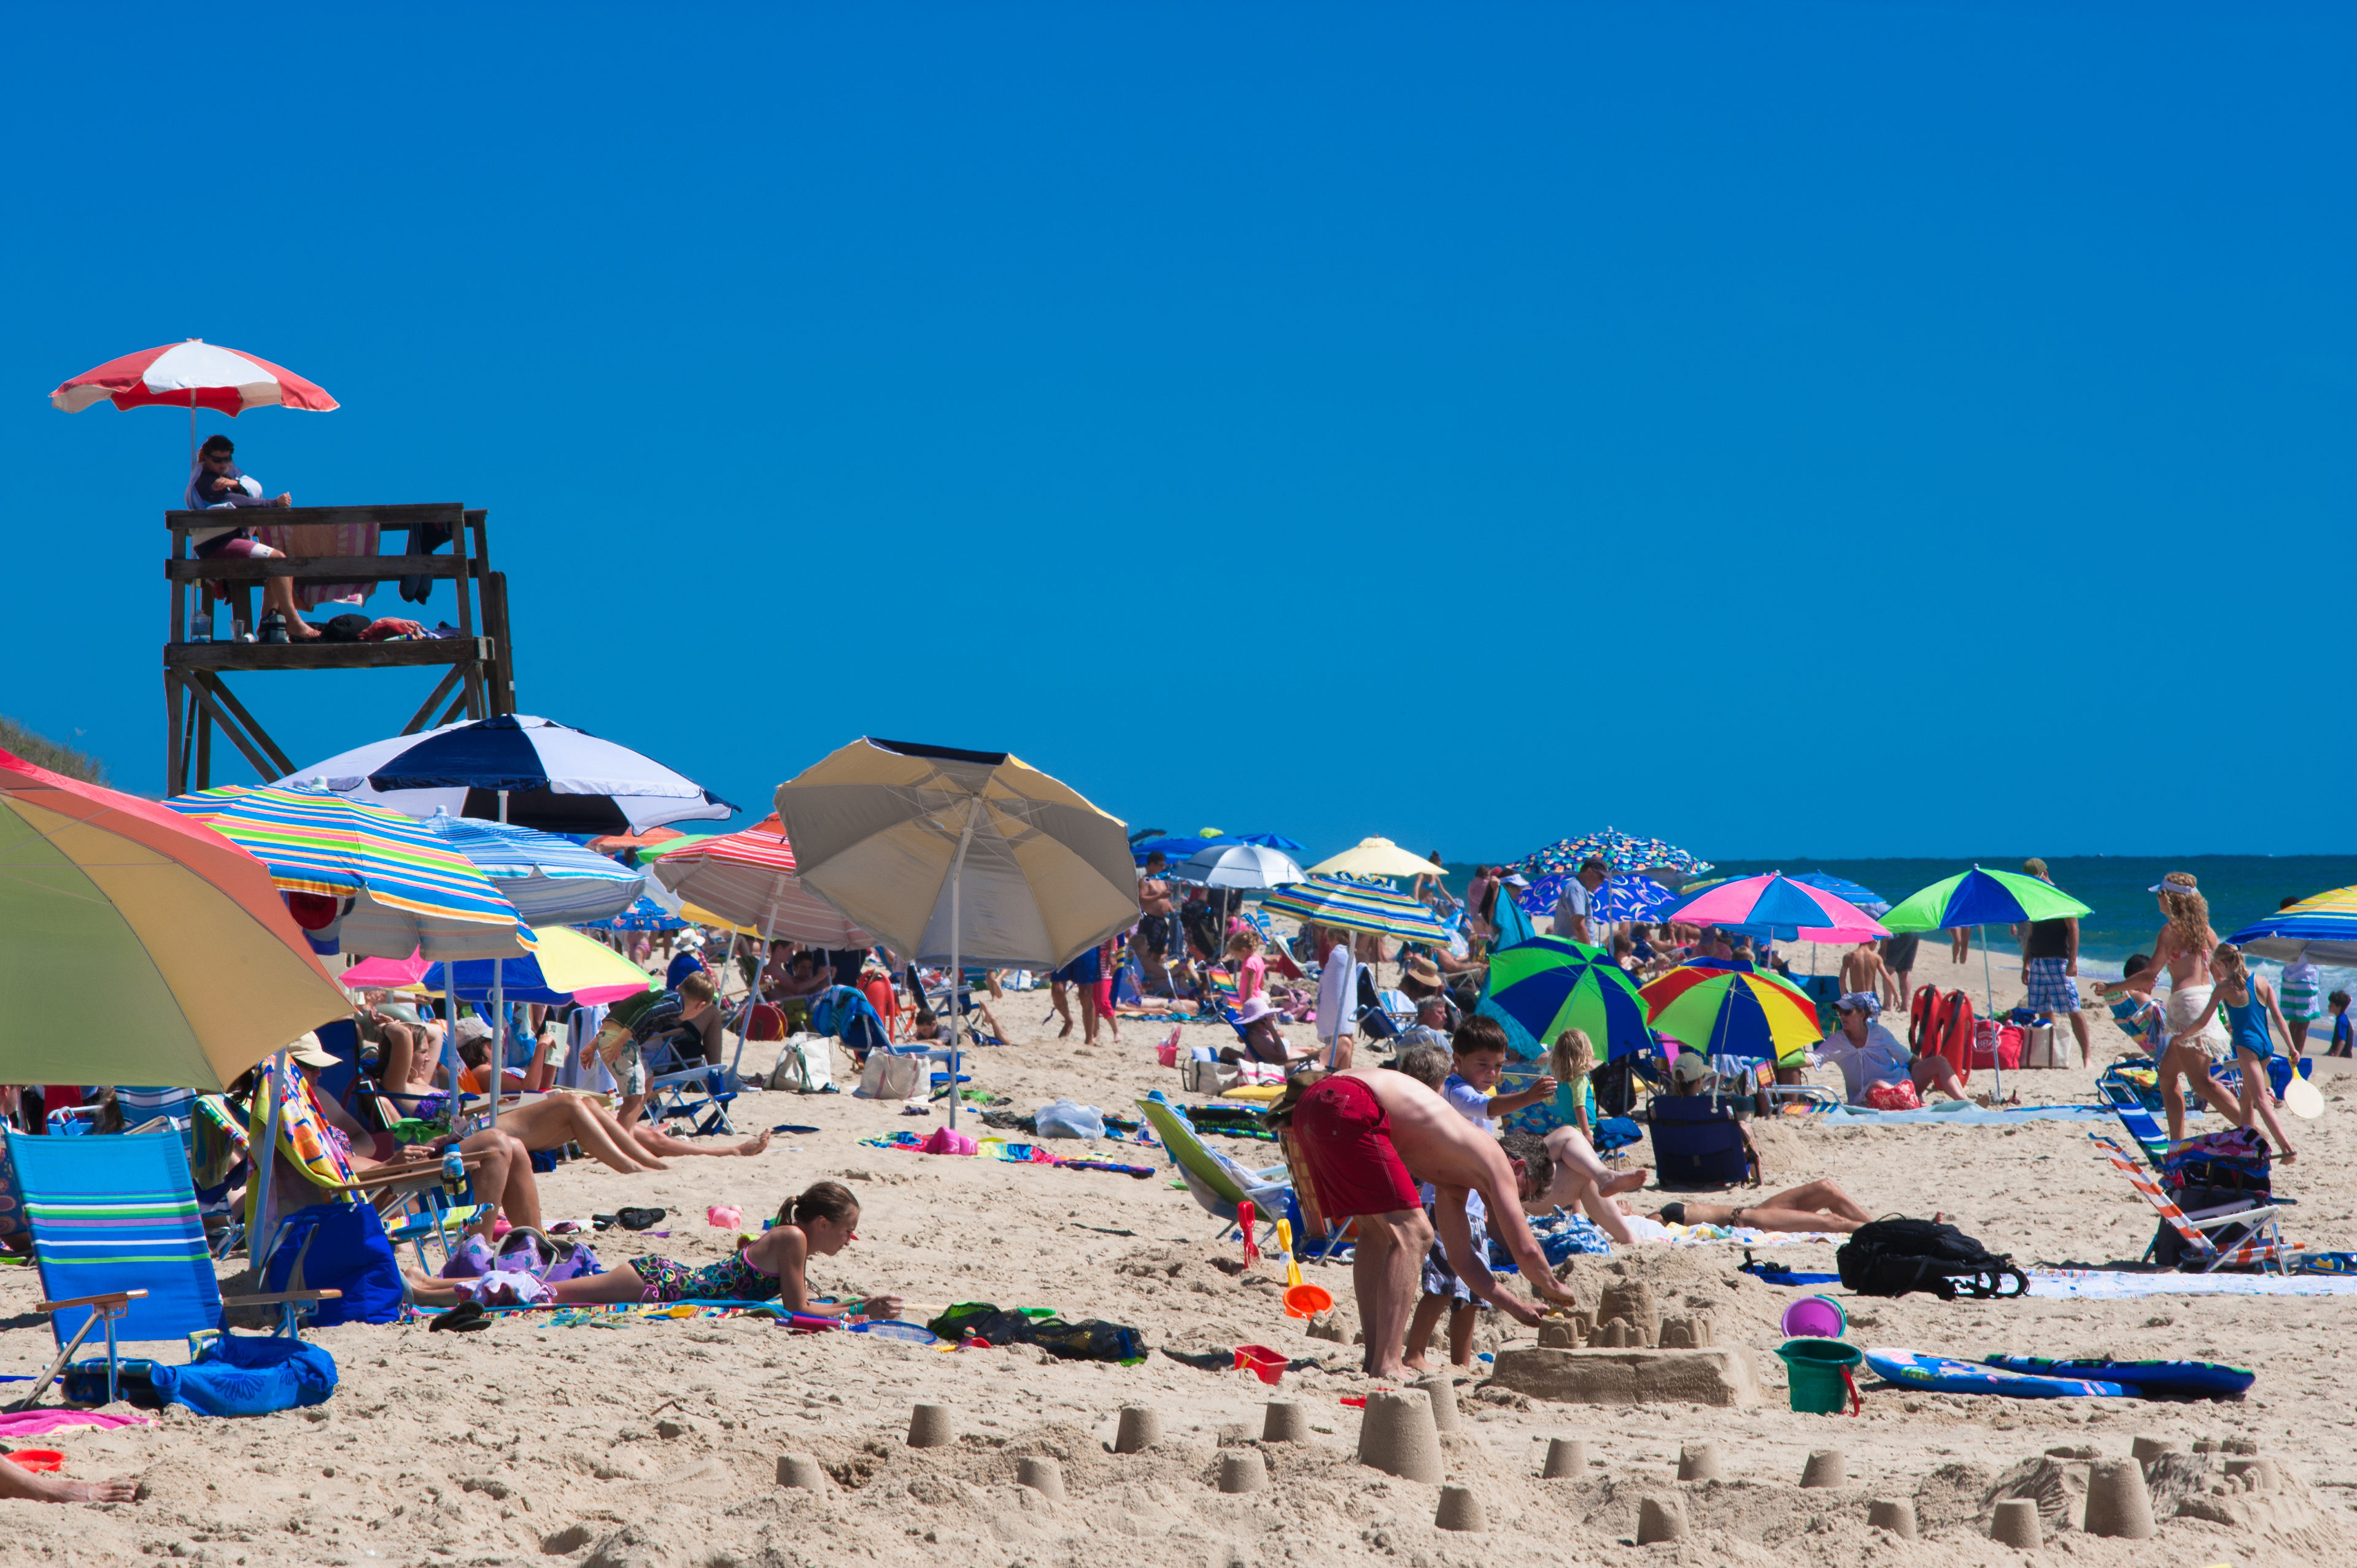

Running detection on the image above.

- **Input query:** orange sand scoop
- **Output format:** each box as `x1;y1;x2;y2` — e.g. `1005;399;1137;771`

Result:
1275;1218;1336;1317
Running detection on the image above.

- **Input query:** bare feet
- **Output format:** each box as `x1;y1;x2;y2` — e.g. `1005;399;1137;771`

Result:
0;1461;138;1504
288;619;323;641
1602;1167;1650;1197
733;1130;774;1157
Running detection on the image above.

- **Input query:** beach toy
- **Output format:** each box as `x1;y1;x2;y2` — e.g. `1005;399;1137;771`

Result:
1779;1295;1846;1339
1434;1484;1487;1532
706;1205;742;1229
1775;1338;1864;1416
1275;1218;1334;1318
1978;1355;2251;1399
1234;1344;1287;1386
1865;1348;2126;1398
2285;1073;2324;1119
2;1451;63;1473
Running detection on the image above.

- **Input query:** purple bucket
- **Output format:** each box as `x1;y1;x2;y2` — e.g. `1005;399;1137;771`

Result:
1779;1295;1848;1339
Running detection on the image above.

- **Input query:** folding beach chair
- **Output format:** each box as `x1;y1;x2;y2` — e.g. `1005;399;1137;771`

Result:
1136;1097;1291;1248
2088;1133;2300;1275
638;1017;749;1135
6;1128;338;1409
1647;1093;1761;1189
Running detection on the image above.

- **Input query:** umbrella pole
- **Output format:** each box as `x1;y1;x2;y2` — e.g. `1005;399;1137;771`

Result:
489;790;508;1135
1981;923;2001;1101
252;1051;287;1269
946;814;976;1132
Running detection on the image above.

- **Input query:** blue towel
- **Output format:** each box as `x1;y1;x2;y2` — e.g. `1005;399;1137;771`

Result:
150;1334;338;1416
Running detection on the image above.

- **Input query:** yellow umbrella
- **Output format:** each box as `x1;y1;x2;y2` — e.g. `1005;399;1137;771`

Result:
1307;836;1444;881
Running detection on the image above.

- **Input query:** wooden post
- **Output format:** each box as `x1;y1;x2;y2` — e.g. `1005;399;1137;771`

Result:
201;674;296;778
165;674;185;797
195;689;213;789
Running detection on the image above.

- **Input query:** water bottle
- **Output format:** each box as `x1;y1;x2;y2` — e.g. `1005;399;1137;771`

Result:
233;619;251;643
191;608;212;643
441;1146;465;1196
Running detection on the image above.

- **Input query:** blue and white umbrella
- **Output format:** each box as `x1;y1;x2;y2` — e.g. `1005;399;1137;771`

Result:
418;809;647;926
602;889;689;932
280;714;736;836
1788;871;1891;919
1595;875;1678;922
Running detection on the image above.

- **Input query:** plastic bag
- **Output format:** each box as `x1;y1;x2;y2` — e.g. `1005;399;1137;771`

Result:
1034;1099;1105;1139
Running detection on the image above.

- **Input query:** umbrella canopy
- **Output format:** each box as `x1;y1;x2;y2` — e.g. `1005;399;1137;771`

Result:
598;879;689;932
50;339;339;417
1879;867;2092;934
424;926;659;1006
1262;875;1455;944
1172;842;1306;891
1641;964;1821;1063
1517;830;1713;881
161;784;533;961
417;810;645;925
2226;887;2357;966
1;749;350;1089
586;826;686;857
1131;831;1303;866
1787;871;1891;917
1308;837;1445;881
1477;935;1657;1063
1594;875;1679;923
1666;873;1890;943
282;714;736;836
773;737;1139;968
649;814;876;947
637;835;716;865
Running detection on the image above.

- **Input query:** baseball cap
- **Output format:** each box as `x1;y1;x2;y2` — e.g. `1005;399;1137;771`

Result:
1668;1050;1714;1085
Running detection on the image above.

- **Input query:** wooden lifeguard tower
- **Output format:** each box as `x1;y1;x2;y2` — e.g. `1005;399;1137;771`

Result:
163;504;517;795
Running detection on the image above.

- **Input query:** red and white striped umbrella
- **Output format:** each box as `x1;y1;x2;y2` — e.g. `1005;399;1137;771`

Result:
650;814;875;948
50;339;338;417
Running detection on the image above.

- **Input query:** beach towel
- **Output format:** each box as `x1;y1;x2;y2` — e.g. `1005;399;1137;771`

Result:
2023;1267;2357;1300
250;520;380;610
147;1333;338;1416
1816;1102;2111;1127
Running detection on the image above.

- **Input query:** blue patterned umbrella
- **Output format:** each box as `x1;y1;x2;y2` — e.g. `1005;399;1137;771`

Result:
1595;875;1678;922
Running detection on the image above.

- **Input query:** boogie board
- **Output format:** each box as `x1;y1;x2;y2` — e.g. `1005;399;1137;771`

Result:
1865;1348;2129;1398
1978;1355;2254;1399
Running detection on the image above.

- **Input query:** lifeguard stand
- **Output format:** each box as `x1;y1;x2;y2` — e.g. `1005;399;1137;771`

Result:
163;503;517;795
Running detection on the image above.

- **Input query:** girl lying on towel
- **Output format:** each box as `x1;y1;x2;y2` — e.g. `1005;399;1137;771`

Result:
404;1181;904;1316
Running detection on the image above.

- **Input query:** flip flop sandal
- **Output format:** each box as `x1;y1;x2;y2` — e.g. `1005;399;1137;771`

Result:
615;1207;667;1231
430;1300;491;1333
772;1125;821;1134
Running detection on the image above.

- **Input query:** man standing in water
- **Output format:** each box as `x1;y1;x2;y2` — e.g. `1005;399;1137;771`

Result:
1287;1067;1578;1377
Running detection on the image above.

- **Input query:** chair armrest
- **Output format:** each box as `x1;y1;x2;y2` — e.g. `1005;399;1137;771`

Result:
33;1289;149;1313
222;1290;343;1305
2189;1205;2281;1231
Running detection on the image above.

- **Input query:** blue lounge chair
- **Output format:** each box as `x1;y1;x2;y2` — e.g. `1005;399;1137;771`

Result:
7;1128;337;1409
1646;1094;1760;1189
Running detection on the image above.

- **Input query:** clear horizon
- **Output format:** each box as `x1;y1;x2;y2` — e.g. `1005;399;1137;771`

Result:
7;4;2350;859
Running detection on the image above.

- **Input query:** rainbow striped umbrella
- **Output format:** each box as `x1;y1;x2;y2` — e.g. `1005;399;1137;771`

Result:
162;784;533;961
1261;874;1454;944
649;814;874;946
1641;962;1821;1064
1;748;351;1090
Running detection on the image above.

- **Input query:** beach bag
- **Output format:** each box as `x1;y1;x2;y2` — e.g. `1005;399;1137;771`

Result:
856;1051;923;1100
1836;1218;2026;1301
768;1033;838;1093
1865;1079;1922;1112
1035;1099;1105;1140
742;1002;787;1043
262;1202;404;1326
1181;1057;1240;1094
1970;1021;2022;1070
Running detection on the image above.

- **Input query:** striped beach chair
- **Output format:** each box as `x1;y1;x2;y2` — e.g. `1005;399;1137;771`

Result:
2088;1133;2299;1275
6;1128;336;1409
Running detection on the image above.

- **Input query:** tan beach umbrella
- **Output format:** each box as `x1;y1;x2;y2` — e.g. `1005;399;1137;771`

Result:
1308;836;1444;881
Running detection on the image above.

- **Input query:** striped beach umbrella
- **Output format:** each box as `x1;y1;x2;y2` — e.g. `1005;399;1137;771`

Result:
162;784;533;961
417;810;646;926
1665;873;1889;943
1;748;351;1091
424;927;657;1006
1476;935;1657;1063
1641;963;1821;1064
1262;874;1455;944
649;814;875;947
2227;886;2357;966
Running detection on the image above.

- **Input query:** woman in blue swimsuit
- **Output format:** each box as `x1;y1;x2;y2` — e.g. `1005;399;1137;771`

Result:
2172;943;2299;1161
404;1181;907;1315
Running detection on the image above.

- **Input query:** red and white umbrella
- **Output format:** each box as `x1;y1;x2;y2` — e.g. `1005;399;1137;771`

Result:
50;339;336;463
649;814;875;948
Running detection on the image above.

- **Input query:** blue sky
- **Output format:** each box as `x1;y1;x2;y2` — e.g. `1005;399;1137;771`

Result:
7;4;2350;863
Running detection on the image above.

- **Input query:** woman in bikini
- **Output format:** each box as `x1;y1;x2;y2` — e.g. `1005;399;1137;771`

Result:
403;1180;905;1315
2100;872;2242;1143
2171;943;2298;1161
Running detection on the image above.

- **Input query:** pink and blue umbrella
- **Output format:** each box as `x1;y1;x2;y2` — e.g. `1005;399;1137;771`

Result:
1663;873;1889;943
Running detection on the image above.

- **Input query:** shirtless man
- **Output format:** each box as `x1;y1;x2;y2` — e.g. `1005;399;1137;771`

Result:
1838;940;1897;1011
1290;1067;1580;1377
1136;852;1177;995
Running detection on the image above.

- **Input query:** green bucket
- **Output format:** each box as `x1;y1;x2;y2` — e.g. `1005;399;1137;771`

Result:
1775;1338;1863;1415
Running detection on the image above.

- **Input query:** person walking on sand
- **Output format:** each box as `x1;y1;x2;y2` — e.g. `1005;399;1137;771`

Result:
1281;1067;1581;1378
2013;858;2092;1067
2170;942;2299;1161
2100;873;2241;1143
1838;939;1897;1011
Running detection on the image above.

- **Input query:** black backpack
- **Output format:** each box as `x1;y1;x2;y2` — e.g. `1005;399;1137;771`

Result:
1836;1217;2027;1300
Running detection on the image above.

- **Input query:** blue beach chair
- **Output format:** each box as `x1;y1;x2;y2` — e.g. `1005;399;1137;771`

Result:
6;1128;338;1409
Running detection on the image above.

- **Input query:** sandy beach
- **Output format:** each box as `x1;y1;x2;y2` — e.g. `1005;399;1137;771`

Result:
1;935;2349;1566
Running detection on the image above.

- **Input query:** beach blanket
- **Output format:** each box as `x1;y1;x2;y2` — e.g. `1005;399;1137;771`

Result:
2024;1267;2357;1299
0;1409;150;1439
1490;1212;1615;1266
1816;1102;2112;1127
250;520;378;609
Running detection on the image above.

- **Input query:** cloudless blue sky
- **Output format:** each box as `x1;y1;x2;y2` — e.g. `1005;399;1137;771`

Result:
6;4;2350;863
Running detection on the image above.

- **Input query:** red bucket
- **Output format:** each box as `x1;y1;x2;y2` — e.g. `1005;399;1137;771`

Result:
1234;1344;1287;1386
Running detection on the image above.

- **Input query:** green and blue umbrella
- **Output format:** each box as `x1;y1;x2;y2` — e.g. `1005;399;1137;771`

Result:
1476;935;1657;1063
1880;867;2091;933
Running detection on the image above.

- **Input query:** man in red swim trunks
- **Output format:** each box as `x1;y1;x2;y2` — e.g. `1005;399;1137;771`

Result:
1292;1067;1579;1376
